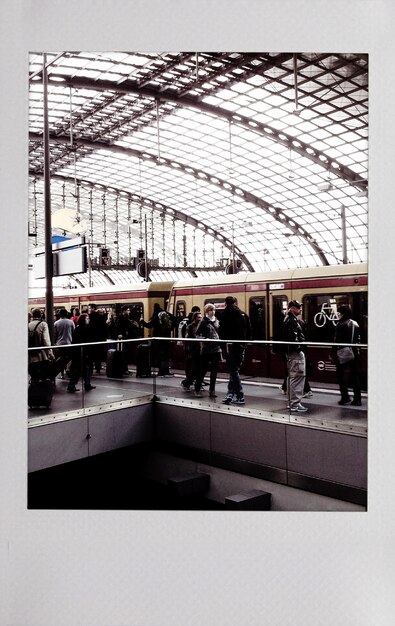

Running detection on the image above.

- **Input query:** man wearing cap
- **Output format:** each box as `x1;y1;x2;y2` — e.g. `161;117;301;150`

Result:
281;300;308;412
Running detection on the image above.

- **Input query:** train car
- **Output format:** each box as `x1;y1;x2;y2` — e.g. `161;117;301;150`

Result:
167;263;368;387
28;280;174;339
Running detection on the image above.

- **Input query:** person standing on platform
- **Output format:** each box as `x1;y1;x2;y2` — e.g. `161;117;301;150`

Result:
279;311;313;399
220;296;251;405
194;305;221;398
181;311;203;391
53;308;75;378
140;304;177;376
331;304;362;406
116;305;140;374
67;313;95;393
87;303;107;373
281;300;308;413
28;308;54;372
178;305;201;340
70;307;80;325
106;308;118;342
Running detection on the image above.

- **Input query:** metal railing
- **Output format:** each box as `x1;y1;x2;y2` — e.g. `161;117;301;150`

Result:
28;336;367;417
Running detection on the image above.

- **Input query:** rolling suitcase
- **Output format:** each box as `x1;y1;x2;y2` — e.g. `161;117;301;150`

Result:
29;360;53;381
28;379;53;409
136;344;152;377
106;349;125;378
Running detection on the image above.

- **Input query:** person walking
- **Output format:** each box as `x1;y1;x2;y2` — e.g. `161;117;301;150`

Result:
220;296;251;405
281;300;308;413
194;304;222;398
331;304;362;406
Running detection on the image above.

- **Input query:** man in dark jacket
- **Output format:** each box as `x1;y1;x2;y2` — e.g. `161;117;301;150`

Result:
115;305;140;375
331;304;361;406
220;296;251;405
281;300;308;412
140;304;177;376
88;303;107;373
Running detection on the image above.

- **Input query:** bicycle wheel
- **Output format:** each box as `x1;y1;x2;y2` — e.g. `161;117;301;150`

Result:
314;312;326;327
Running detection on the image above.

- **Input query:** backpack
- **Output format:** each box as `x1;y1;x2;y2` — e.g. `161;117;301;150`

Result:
28;321;42;348
158;311;172;330
240;312;252;340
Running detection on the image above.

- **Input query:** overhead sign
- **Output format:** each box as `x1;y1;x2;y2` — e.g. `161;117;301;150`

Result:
32;236;87;279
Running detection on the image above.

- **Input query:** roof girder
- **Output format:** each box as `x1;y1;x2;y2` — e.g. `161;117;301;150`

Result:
43;74;367;191
28;171;255;272
29;131;330;265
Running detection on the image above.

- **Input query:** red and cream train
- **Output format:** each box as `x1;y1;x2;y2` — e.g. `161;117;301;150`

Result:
28;263;368;387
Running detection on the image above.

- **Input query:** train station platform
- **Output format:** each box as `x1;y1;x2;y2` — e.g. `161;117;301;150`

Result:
28;370;367;511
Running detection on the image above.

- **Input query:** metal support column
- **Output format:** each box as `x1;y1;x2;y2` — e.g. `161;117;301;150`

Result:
42;53;54;340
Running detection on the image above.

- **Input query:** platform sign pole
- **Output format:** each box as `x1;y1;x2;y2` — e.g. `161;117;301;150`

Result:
42;53;54;340
144;214;148;282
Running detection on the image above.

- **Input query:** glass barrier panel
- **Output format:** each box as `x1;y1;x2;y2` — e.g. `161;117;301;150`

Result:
28;337;367;429
28;338;155;419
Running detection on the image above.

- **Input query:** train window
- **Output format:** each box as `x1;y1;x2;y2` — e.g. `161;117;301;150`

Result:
97;304;116;315
129;302;144;322
249;297;266;339
272;295;288;339
203;297;238;322
114;302;144;321
352;292;368;343
203;298;238;309
175;300;186;320
302;294;365;342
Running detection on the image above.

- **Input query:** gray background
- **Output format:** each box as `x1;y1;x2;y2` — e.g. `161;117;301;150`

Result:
1;1;394;624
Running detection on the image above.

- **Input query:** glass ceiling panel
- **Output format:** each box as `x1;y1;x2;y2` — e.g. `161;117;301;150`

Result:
28;51;368;289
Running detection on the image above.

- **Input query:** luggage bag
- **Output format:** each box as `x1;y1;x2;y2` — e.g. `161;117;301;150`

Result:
28;360;53;381
28;379;53;409
136;343;152;377
106;349;125;378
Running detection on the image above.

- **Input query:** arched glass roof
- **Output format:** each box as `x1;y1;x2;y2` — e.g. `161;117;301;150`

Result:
28;51;368;288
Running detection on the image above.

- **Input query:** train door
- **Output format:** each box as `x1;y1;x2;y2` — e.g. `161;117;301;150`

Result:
269;293;289;379
171;298;187;368
243;294;268;376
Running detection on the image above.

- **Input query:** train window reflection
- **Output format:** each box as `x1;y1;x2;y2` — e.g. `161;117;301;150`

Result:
175;300;186;320
203;298;238;308
303;294;350;342
272;295;288;340
249;296;266;339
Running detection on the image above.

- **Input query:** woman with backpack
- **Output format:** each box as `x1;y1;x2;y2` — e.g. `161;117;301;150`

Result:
28;308;54;368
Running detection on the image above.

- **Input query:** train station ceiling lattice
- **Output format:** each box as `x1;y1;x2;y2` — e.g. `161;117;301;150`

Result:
28;51;368;288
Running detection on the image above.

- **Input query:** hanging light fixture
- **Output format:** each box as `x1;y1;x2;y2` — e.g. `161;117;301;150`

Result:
52;87;87;235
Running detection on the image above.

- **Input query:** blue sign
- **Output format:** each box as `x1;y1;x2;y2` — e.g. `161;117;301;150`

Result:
51;235;70;243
